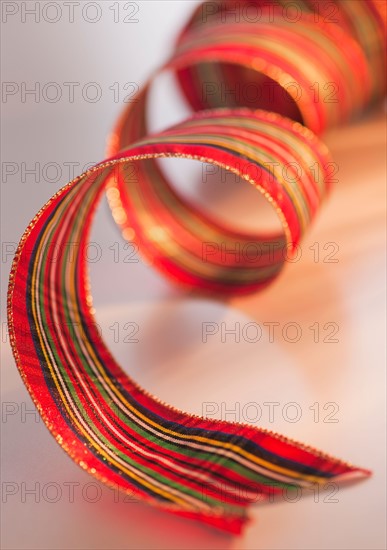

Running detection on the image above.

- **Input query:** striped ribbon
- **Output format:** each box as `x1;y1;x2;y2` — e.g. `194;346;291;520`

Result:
8;0;386;533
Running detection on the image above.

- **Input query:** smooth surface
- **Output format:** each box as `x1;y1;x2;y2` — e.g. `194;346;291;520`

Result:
1;2;386;548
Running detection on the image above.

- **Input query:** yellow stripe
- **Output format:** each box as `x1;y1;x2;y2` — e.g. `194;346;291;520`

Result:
30;178;190;508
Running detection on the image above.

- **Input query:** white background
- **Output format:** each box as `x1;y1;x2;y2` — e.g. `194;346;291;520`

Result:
1;1;386;548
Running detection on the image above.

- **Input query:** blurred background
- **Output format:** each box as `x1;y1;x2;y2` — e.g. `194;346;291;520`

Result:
1;1;386;548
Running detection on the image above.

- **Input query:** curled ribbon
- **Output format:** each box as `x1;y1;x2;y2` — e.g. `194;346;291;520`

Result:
8;0;386;533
